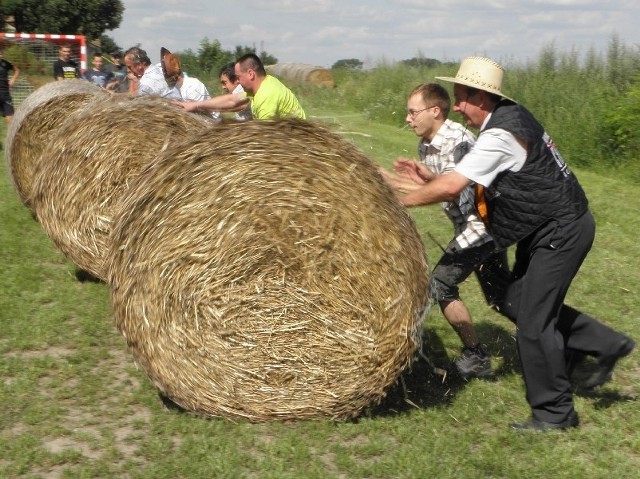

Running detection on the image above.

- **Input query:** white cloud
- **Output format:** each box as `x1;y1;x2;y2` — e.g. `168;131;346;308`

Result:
109;0;639;68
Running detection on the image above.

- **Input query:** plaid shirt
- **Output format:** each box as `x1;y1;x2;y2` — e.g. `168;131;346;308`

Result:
419;119;493;249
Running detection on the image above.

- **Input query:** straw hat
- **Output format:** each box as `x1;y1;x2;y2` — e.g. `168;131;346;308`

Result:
436;56;515;102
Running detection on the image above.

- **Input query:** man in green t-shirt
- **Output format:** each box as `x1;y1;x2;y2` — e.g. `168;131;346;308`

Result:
178;53;305;120
235;53;305;120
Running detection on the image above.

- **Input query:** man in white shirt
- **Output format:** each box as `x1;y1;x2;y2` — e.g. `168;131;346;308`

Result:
124;46;181;100
390;56;634;432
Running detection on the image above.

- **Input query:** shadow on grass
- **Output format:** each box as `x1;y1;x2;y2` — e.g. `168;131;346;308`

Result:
74;267;104;284
153;321;633;419
367;323;519;418
159;392;188;412
568;355;637;406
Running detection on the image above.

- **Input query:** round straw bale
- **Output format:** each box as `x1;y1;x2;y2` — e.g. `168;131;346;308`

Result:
108;119;430;422
266;63;335;88
30;95;214;281
5;79;109;209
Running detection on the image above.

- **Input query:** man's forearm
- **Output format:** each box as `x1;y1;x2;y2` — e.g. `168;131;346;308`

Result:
400;172;470;207
182;93;249;113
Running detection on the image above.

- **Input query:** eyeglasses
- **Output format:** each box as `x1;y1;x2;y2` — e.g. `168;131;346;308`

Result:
407;105;437;119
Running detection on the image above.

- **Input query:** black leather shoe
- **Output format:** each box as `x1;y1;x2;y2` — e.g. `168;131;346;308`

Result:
584;337;635;389
510;410;579;432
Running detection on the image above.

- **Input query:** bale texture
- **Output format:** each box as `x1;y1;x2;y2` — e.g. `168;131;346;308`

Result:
5;79;109;208
31;96;214;281
266;63;335;88
108;119;430;422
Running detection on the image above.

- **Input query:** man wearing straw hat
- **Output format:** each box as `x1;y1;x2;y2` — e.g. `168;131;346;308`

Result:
391;56;635;431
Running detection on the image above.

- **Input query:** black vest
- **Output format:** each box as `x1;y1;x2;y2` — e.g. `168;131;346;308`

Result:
483;101;589;248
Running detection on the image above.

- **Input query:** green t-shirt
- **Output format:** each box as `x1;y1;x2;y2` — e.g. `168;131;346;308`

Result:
250;75;306;120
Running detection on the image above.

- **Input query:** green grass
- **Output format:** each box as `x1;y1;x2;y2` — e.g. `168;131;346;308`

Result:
1;101;639;479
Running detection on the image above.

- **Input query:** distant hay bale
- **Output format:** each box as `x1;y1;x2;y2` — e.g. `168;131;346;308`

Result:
30;96;214;281
266;63;335;88
5;79;109;209
108;119;430;422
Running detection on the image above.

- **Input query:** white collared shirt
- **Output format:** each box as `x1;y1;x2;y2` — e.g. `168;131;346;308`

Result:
455;113;527;187
138;63;182;100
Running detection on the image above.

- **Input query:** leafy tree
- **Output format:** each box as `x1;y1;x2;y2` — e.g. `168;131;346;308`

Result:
177;38;279;80
332;58;363;70
400;57;442;69
175;49;200;78
197;38;232;74
1;0;124;40
97;34;122;55
229;45;277;65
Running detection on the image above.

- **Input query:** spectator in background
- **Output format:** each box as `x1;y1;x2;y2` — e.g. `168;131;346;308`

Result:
53;44;80;80
83;52;115;89
219;62;252;121
107;51;129;93
161;47;219;120
123;46;181;99
0;47;20;125
177;53;305;120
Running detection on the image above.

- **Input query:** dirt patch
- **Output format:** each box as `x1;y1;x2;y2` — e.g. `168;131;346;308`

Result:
4;346;74;359
43;435;101;459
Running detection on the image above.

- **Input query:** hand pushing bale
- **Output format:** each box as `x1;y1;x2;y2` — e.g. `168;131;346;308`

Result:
108;119;430;422
5;79;109;209
30;96;214;281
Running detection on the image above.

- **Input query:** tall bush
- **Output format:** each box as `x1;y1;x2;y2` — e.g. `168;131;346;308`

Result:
4;44;46;75
598;72;640;180
299;36;639;182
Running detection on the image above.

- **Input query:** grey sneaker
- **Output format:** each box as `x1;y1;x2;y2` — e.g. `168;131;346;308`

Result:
455;345;492;379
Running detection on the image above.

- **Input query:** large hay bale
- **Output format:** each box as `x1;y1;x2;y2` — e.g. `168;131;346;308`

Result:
266;63;335;88
5;79;109;209
108;119;430;422
30;96;214;281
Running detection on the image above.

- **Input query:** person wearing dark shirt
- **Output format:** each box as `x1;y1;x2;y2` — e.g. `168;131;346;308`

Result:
0;47;19;125
53;44;80;80
83;52;115;89
107;51;129;93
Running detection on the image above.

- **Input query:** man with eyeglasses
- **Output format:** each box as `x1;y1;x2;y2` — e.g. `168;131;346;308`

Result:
381;83;509;379
389;57;634;431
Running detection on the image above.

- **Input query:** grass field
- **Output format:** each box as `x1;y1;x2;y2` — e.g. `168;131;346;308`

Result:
1;102;638;479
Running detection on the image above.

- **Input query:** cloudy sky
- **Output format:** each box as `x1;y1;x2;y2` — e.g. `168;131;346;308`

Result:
109;0;638;68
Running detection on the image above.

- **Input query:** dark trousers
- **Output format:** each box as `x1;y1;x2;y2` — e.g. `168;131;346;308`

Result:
498;211;627;422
